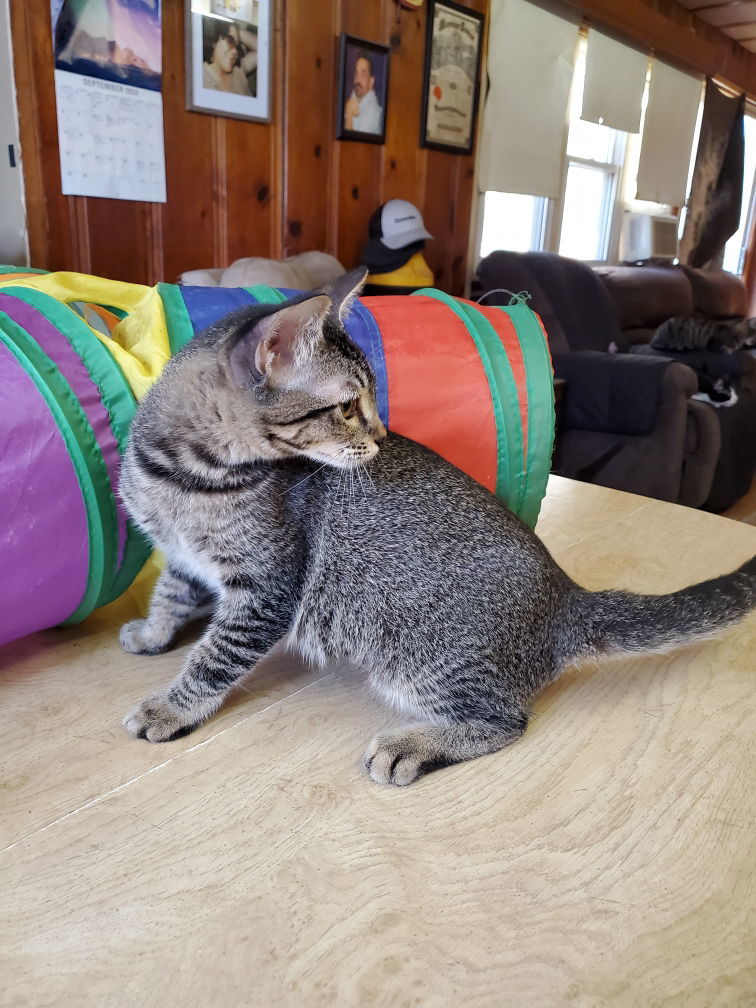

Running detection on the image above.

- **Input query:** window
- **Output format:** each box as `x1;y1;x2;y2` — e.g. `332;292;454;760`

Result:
476;42;756;273
558;165;617;259
477;39;756;270
557;40;626;261
723;113;756;274
478;36;628;263
479;192;547;258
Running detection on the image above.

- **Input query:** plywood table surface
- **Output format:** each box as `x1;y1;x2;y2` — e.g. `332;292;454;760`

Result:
2;475;754;1007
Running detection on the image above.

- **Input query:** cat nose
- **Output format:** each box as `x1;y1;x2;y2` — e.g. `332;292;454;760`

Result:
372;420;387;445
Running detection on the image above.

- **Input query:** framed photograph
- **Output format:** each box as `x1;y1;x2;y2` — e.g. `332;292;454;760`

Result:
336;35;389;144
420;0;484;155
185;0;273;123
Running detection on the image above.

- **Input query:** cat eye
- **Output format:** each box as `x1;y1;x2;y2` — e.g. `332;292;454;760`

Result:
340;398;360;419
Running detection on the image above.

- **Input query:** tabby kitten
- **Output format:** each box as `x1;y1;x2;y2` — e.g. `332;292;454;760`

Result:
652;314;756;353
119;268;756;786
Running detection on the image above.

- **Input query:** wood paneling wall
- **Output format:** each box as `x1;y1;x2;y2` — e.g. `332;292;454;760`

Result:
10;0;486;296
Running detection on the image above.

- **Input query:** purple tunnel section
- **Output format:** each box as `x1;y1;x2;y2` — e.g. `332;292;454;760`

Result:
0;294;127;568
0;341;89;645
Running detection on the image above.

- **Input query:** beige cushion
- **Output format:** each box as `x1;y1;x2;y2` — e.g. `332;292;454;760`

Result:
179;268;225;287
179;252;345;291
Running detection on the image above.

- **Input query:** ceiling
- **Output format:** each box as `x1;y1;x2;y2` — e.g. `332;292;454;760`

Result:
677;1;756;54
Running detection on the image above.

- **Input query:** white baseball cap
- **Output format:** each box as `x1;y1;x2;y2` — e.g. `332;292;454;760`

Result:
378;199;433;250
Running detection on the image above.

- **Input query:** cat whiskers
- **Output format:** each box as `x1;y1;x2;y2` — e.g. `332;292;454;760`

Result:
336;457;359;522
277;447;347;497
344;464;356;518
352;463;367;503
357;459;375;493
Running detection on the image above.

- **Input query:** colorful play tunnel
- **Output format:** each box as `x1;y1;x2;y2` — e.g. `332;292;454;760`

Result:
0;268;554;646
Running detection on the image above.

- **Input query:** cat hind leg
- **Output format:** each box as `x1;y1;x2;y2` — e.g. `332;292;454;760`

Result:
364;711;528;786
365;656;532;785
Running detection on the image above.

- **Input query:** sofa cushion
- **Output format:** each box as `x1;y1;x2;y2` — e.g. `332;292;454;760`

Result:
622;326;656;346
177;268;224;287
630;344;756;384
476;251;570;354
679;265;748;319
476;251;621;354
595;265;693;328
221;252;345;290
179;252;345;291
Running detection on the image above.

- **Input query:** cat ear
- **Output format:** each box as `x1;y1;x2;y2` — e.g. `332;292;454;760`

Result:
319;266;367;324
227;294;331;387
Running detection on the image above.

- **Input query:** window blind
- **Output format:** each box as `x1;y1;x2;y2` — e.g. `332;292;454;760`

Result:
478;0;579;200
637;61;703;205
581;29;647;133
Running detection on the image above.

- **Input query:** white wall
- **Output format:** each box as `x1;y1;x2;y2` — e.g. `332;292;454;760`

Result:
0;0;28;266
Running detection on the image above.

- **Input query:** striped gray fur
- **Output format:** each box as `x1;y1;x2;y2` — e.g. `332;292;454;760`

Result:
652;314;756;353
119;267;756;786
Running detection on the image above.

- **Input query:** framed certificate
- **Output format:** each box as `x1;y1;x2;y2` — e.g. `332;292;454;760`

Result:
420;0;484;155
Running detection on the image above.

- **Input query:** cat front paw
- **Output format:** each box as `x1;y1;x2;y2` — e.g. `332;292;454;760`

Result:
120;619;173;656
123;693;197;743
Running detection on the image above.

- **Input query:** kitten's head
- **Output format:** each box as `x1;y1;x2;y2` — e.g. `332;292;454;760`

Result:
182;267;386;470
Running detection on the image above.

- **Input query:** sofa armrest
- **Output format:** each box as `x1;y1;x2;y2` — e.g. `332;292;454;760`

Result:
553;350;697;436
678;400;720;508
630;344;756;383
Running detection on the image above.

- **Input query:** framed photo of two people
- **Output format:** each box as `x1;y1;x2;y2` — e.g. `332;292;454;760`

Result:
336;35;390;144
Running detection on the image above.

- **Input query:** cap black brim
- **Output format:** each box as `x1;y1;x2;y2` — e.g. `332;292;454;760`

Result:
360;238;426;272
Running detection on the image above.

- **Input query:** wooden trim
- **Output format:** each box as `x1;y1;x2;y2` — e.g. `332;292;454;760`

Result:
145;204;164;286
326;0;342;257
10;0;47;266
691;3;750;12
211;117;228;268
561;0;756;96
269;0;285;259
70;198;91;274
715;20;756;30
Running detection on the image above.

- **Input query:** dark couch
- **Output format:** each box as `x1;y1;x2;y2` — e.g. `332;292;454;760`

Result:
473;251;756;509
596;263;756;511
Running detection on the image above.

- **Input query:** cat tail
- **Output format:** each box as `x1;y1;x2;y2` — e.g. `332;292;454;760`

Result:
561;556;756;661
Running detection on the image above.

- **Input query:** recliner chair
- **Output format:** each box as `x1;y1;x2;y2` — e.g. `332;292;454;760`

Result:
473;251;721;507
596;262;756;512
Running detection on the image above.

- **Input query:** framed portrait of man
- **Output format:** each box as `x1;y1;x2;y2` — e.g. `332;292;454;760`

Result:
420;0;484;155
336;35;389;145
185;0;273;122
